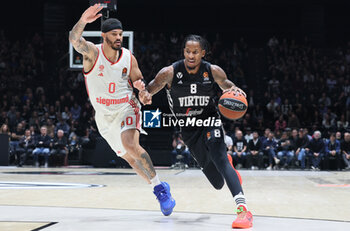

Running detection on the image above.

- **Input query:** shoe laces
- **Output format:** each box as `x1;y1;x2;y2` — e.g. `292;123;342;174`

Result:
154;186;169;202
236;205;247;214
236;206;244;214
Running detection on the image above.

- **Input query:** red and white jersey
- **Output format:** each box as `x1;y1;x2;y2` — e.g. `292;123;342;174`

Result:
83;44;137;115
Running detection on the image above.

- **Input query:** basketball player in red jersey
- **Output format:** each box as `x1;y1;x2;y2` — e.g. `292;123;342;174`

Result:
139;35;253;228
69;3;175;216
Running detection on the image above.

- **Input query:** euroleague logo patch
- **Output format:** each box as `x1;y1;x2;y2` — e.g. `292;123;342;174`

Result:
122;67;128;78
203;72;209;80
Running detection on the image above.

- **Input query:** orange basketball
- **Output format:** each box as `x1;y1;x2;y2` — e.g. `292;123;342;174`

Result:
218;92;248;120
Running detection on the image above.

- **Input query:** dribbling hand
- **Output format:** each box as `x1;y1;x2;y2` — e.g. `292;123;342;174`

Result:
223;86;246;98
81;3;103;24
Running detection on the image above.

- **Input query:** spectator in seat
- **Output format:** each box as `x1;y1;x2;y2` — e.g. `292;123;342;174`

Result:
232;130;247;169
171;132;190;168
32;126;51;168
244;127;253;143
336;131;342;142
324;133;341;170
263;131;279;170
0;124;11;136
9;123;25;164
50;129;69;166
295;128;309;169
55;116;70;136
274;115;287;133
260;128;271;144
341;132;350;170
276;131;294;169
246;131;263;170
16;129;35;166
70;102;81;121
287;112;300;129
306;131;325;171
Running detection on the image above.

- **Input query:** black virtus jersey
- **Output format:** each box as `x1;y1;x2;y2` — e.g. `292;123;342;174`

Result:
166;60;220;122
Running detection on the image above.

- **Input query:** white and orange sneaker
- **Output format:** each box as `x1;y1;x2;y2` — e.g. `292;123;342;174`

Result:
232;205;253;229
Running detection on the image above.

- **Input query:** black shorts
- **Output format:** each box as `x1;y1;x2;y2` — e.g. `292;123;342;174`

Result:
181;126;224;169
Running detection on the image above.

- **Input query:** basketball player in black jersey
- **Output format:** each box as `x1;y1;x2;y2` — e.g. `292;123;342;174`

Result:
139;35;253;228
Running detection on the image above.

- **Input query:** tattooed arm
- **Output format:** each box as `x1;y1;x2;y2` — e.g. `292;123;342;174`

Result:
69;4;102;72
138;66;174;105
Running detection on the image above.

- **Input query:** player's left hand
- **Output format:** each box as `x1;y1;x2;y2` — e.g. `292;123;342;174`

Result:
133;79;145;91
223;86;246;98
138;90;152;105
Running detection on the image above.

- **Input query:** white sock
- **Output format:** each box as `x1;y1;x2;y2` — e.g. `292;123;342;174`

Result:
150;174;161;188
234;193;248;210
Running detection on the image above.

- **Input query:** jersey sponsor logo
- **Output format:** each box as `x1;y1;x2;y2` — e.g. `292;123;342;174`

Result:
178;96;210;107
185;108;204;116
176;72;183;79
178;80;183;84
122;67;128;78
96;95;129;106
143;108;161;128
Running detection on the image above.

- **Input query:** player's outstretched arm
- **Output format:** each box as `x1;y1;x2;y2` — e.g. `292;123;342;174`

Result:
69;4;102;58
138;66;174;105
211;65;246;97
146;66;174;95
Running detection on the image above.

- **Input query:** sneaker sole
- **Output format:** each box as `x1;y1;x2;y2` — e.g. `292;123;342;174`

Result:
161;199;176;216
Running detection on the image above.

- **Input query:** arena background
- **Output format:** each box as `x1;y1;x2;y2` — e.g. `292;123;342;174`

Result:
1;1;350;231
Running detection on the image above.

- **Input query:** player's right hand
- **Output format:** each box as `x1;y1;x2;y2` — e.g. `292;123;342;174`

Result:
81;3;103;24
139;90;152;105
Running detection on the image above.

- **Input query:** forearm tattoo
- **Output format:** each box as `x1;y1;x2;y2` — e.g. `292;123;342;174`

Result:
146;67;173;95
69;20;90;55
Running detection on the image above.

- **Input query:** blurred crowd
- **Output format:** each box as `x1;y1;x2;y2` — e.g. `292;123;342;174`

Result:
171;127;350;171
0;30;99;166
0;29;349;170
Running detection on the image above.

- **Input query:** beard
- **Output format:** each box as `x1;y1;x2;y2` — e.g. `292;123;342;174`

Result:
186;65;196;70
106;37;122;51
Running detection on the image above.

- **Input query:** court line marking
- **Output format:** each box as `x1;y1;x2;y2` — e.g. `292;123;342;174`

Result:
31;222;57;231
316;184;350;188
1;205;349;223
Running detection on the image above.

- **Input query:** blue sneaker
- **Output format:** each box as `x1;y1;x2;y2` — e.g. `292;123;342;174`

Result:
153;182;176;216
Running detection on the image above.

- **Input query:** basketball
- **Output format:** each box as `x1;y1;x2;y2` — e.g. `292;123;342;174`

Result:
218;91;248;120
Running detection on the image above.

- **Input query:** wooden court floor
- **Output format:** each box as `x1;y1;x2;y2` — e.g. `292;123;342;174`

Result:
0;167;349;230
